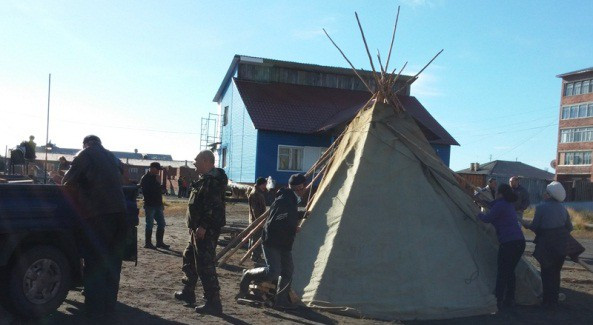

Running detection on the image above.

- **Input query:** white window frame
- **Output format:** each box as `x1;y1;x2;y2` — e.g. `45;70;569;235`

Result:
560;102;593;120
560;127;593;143
277;145;304;172
559;151;592;166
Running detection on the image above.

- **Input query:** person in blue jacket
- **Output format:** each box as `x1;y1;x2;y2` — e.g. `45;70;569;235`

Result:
478;183;526;310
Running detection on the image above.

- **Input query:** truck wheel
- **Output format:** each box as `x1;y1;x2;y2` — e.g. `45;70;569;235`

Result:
7;245;71;318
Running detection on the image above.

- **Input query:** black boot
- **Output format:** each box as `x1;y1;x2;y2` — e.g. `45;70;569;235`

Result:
236;267;267;300
174;286;196;306
274;275;297;310
144;229;155;249
156;229;170;249
195;291;223;316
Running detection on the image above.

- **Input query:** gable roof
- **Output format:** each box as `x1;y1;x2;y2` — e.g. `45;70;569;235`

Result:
234;78;458;146
456;160;554;180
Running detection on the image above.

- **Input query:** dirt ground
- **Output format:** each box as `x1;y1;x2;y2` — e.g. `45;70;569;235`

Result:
2;201;593;325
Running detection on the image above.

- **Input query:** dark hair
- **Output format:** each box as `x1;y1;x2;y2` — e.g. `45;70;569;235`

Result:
83;135;102;146
497;184;518;203
255;177;266;186
288;173;306;186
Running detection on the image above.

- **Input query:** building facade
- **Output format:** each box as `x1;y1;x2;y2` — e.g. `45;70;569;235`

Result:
212;55;458;185
556;67;593;183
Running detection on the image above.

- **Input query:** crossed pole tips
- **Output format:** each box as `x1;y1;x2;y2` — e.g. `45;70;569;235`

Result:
322;6;443;110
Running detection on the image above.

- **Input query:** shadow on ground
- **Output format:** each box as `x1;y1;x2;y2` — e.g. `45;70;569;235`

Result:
0;299;184;325
404;288;593;325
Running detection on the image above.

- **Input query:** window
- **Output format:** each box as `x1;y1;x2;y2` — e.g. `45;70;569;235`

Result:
223;106;229;126
574;82;582;95
130;167;138;173
561;102;593;120
277;146;304;171
584;80;591;94
560;127;593;143
561;151;592;165
570;105;578;118
562;107;570;119
579;104;588;118
565;83;573;96
221;148;227;168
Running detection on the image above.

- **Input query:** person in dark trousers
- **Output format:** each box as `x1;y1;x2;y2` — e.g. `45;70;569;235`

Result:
178;177;185;198
477;183;526;310
236;173;308;309
140;162;169;249
522;181;572;309
248;177;267;263
62;135;127;318
509;176;530;222
174;150;228;316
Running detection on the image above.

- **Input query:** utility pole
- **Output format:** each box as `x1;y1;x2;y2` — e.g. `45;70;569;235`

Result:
44;74;51;184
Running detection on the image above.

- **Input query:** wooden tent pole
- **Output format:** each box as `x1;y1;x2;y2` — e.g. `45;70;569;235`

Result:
215;209;269;261
239;238;263;265
384;5;401;73
323;28;374;93
218;217;267;266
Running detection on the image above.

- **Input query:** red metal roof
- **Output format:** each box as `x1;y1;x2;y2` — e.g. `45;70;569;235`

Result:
234;78;458;146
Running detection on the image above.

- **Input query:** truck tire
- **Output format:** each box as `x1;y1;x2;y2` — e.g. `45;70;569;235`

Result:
6;245;71;318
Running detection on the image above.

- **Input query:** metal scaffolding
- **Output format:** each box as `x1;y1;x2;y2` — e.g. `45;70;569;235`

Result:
200;112;221;152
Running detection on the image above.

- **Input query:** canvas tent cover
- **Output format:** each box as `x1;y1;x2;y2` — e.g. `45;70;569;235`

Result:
292;99;542;320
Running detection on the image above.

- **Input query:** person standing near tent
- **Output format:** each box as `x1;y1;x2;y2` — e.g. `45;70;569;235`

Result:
236;173;307;309
174;150;228;316
140;162;169;249
521;181;572;309
248;177;267;264
477;183;526;310
509;176;530;222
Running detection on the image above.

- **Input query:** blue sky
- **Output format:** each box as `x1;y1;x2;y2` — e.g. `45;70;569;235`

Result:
1;0;592;172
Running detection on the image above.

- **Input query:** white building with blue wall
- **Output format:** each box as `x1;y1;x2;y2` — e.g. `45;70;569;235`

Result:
212;55;458;185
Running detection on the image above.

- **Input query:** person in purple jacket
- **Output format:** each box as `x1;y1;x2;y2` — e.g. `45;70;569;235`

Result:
478;183;526;310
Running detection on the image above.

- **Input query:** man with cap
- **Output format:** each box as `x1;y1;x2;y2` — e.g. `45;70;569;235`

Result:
248;177;268;263
522;181;572;309
474;178;497;212
509;176;530;222
236;173;308;309
174;150;228;316
140;162;169;249
62;135;127;317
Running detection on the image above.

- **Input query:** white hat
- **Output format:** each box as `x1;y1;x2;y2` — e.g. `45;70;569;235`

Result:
546;181;566;202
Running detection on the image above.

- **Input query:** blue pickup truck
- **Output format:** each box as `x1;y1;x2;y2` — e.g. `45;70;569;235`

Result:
0;184;139;318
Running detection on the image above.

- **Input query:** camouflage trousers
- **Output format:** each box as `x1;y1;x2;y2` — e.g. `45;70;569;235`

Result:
181;229;221;298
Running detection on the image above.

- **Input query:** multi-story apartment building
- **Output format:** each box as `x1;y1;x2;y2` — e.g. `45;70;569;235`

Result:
556;67;593;183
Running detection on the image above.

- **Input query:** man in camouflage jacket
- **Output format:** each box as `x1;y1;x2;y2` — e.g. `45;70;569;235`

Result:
174;150;228;316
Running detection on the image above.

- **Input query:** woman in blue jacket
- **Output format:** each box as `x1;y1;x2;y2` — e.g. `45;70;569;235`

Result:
478;183;526;310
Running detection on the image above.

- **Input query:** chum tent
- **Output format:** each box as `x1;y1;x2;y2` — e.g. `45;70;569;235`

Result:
292;98;542;320
291;10;542;321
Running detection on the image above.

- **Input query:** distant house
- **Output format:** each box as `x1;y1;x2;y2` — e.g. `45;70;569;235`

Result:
457;160;554;204
212;55;459;185
29;145;196;191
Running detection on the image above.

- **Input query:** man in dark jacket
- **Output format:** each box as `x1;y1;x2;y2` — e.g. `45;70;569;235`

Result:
236;173;307;309
248;177;267;263
174;150;228;316
509;176;530;222
140;162;169;249
62;135;127;318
